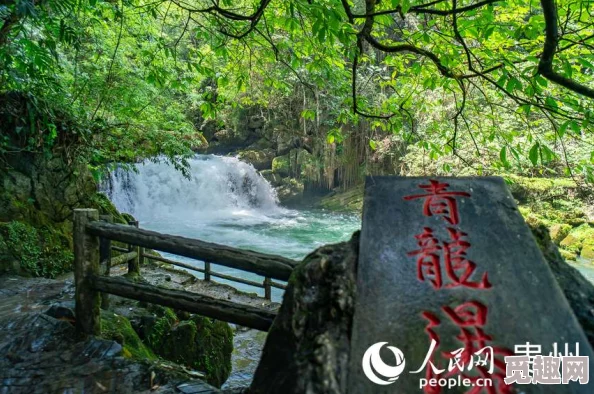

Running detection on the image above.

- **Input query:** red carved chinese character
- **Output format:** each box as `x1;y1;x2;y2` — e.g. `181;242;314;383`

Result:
408;228;490;290
444;228;491;289
418;301;513;394
408;228;442;289
404;179;470;225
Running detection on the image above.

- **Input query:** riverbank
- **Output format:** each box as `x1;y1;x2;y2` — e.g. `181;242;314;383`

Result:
0;260;278;392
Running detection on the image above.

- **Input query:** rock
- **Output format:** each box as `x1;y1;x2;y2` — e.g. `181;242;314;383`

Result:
250;233;359;394
251;226;594;394
507;175;578;204
0;311;217;393
560;223;594;253
560;248;578;262
581;238;594;261
248;115;265;130
246;138;274;151
561;232;582;252
549;223;572;244
101;312;156;360
271;155;290;177
145;306;233;388
275;178;304;205
45;305;75;322
318;186;364;213
237;149;275;171
568;218;588;226
213;129;242;146
259;170;282;187
530;224;594;346
200;119;219;141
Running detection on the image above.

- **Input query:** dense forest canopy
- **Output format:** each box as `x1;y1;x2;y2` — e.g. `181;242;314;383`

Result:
0;0;593;183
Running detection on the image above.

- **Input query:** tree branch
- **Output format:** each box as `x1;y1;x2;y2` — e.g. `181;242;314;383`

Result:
538;0;594;99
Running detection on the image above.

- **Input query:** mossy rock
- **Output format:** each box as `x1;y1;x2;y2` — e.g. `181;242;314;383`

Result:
506;175;577;204
89;192;130;225
549;223;572;245
237;149;275;171
145;307;233;388
0;221;72;278
559;248;578;262
581;238;594;262
260;169;282;187
319;186;364;213
276;178;304;205
560;224;594;254
101;312;156;360
272;155;290;177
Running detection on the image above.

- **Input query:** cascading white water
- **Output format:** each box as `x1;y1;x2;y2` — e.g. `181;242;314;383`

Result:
102;154;359;260
103;155;285;225
102;153;359;302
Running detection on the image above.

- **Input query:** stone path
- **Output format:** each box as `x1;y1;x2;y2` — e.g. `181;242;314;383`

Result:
0;275;221;394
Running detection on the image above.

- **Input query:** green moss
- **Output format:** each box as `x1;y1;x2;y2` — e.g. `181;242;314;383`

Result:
549;223;572;244
146;306;178;350
272;155;290;177
560;224;594;254
89;192;130;225
237;149;274;170
580;237;594;262
559;248;578;262
144;307;233;388
506;175;577;204
319;186;364;213
101;312;156;360
0;221;72;278
507;176;587;229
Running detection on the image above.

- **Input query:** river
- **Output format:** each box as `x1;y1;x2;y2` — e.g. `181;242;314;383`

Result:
103;154;361;301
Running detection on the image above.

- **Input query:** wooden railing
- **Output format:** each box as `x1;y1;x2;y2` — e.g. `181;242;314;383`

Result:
73;209;299;336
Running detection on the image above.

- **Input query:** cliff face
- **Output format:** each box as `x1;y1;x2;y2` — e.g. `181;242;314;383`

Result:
0;93;129;278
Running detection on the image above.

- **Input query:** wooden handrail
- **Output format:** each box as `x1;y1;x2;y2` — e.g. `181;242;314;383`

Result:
142;253;270;289
89;275;276;331
110;251;137;266
87;221;298;281
74;208;295;335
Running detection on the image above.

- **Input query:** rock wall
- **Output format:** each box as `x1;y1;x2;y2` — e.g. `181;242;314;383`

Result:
0;152;131;277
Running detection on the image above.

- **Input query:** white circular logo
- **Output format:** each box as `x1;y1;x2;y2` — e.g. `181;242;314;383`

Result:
362;342;406;385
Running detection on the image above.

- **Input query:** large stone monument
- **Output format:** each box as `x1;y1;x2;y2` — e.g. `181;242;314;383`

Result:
348;177;593;393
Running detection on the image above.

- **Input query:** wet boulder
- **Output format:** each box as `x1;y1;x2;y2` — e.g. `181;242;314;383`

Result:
143;306;234;388
250;233;359;394
237;149;275;171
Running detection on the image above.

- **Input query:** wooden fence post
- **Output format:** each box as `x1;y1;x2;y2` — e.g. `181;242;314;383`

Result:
264;277;272;301
74;209;101;336
204;261;211;282
99;214;112;310
127;220;140;275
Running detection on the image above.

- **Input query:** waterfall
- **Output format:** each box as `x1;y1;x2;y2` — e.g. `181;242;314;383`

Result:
102;155;284;224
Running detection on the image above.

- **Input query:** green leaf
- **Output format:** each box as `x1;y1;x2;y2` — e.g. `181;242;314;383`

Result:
545;97;558;110
401;0;411;14
500;146;507;164
529;143;539;166
327;134;335;144
369;140;377;150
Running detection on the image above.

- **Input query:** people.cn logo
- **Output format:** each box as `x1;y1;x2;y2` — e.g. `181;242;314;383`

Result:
362;342;406;385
